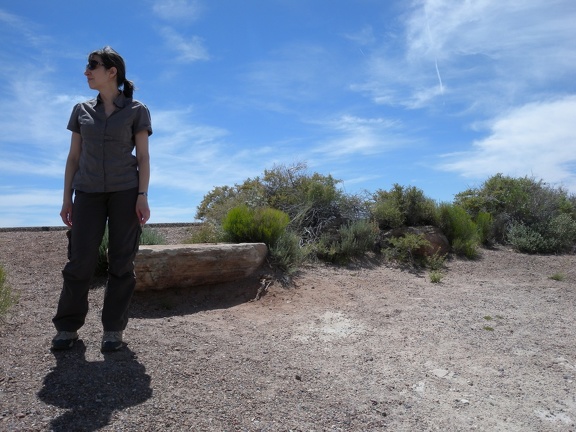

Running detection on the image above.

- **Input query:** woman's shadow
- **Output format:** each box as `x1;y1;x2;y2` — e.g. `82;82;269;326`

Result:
37;341;152;431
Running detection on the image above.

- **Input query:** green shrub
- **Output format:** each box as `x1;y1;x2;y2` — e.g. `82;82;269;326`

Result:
0;265;18;321
452;238;480;259
545;213;576;252
426;251;447;271
222;205;254;242
429;270;443;283
373;200;404;229
338;220;378;258
437;203;479;257
549;272;566;281
475;211;494;245
316;220;377;264
507;214;576;254
195;182;267;223
253;208;291;246
186;222;226;243
506;223;550;254
372;184;437;229
385;233;430;266
140;226;167;245
196;163;367;250
222;205;290;246
270;230;308;274
455;174;576;247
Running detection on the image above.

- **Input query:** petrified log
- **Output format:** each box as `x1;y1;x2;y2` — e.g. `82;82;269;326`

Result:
134;243;267;291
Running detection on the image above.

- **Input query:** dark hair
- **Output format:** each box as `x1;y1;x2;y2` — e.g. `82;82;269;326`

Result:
89;46;135;98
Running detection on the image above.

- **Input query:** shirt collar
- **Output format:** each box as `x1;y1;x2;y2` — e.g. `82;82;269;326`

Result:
95;92;130;108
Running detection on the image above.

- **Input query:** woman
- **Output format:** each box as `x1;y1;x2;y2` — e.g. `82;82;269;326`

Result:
51;46;152;352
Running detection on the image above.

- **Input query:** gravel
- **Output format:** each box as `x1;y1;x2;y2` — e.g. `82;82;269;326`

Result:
0;226;575;431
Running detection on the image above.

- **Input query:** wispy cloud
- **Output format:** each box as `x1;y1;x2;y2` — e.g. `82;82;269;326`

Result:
438;95;576;191
150;108;265;194
0;8;52;50
355;0;576;111
242;43;342;105
158;27;210;62
343;25;376;46
312;115;405;158
0;188;63;227
151;0;203;22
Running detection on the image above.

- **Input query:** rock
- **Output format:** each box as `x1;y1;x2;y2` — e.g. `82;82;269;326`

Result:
134;243;268;291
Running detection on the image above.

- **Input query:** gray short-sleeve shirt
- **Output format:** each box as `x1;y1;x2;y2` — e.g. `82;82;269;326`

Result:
67;93;152;193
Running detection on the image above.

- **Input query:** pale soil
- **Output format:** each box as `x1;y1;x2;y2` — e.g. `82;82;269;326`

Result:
0;226;575;432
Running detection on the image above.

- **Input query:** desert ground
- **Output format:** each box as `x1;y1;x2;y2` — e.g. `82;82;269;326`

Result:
0;225;575;431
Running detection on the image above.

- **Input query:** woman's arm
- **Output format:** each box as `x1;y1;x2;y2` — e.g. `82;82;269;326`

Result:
135;129;151;225
60;132;82;227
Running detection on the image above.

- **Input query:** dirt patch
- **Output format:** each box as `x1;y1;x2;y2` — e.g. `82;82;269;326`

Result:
0;227;575;431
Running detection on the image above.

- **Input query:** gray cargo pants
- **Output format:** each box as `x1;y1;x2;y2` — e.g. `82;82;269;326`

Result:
52;188;141;332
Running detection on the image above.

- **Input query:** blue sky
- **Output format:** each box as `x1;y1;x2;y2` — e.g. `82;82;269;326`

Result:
1;0;575;227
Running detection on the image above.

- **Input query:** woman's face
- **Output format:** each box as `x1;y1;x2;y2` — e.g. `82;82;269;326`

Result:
84;55;114;90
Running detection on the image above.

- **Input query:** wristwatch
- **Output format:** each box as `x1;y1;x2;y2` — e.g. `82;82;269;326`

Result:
138;192;148;197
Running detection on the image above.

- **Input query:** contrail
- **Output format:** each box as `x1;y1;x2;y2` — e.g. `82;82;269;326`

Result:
425;7;444;95
434;58;444;94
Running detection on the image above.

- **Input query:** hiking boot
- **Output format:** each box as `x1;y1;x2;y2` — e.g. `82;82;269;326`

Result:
101;331;123;352
51;331;78;351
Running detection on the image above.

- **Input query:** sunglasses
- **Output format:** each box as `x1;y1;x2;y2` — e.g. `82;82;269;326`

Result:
85;60;106;70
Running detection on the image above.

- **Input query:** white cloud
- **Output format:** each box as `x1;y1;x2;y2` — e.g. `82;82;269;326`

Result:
158;27;210;62
151;0;203;22
357;0;576;110
148;203;199;223
242;43;340;104
344;25;376;46
149;108;264;193
439;95;576;191
0;8;51;49
312;115;405;158
0;188;62;228
0;65;80;179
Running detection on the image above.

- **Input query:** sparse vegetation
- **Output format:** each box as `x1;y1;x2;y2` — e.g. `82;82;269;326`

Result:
426;252;447;271
384;233;430;266
315;220;378;264
427;251;446;283
437;203;480;258
186;222;225;244
140;226;167;245
269;230;309;274
372;184;437;229
429;270;443;283
456;174;576;253
549;272;566;281
0;264;18;321
193;163;576;274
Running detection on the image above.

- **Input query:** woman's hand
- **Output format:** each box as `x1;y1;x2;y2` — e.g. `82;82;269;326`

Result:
60;201;73;227
136;195;150;225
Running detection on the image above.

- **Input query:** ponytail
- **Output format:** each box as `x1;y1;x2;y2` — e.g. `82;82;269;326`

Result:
123;79;135;98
